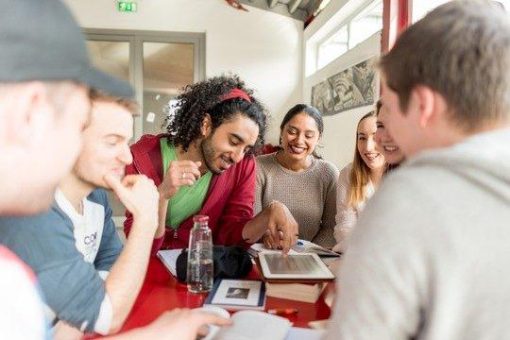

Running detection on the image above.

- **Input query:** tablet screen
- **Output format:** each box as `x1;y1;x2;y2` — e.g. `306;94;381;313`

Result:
259;253;335;280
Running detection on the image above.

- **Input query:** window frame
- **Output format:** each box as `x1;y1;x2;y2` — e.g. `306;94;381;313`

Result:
316;0;382;70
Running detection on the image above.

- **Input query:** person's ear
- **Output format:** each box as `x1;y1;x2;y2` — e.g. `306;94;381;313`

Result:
411;85;437;128
201;113;212;137
1;82;54;148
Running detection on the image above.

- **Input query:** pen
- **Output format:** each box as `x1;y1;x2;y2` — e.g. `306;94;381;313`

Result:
267;308;298;316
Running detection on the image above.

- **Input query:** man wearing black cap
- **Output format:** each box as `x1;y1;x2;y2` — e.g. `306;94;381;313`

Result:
0;0;228;339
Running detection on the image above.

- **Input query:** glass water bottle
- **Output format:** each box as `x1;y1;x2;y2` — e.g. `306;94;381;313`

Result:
186;215;213;293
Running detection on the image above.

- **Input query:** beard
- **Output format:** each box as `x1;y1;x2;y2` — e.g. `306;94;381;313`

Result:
200;135;221;175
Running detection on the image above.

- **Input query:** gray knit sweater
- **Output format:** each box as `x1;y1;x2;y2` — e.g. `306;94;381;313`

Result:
255;152;339;247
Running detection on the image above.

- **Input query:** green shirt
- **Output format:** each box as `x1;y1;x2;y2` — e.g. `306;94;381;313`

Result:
160;138;212;229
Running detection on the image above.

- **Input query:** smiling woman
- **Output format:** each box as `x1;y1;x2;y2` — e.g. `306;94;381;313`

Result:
333;110;386;252
375;100;405;168
255;104;339;248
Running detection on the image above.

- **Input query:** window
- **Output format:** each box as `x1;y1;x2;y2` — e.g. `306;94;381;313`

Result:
317;0;382;70
349;1;383;48
317;26;348;69
411;0;449;23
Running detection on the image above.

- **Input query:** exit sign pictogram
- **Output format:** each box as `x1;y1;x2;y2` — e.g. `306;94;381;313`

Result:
117;1;137;12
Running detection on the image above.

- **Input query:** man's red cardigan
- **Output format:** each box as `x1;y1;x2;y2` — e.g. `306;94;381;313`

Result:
123;134;254;254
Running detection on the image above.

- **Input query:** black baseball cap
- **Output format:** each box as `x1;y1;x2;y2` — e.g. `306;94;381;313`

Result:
0;0;134;98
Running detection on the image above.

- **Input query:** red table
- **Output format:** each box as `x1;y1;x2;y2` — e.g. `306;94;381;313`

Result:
119;257;331;332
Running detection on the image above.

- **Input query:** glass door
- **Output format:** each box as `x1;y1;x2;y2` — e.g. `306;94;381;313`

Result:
86;30;205;226
142;41;194;135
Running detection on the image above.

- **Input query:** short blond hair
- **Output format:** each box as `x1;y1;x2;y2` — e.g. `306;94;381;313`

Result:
89;89;139;115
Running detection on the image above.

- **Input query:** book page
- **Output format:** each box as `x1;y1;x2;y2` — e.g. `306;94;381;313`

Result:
214;311;291;340
156;248;183;277
285;327;325;340
249;243;299;256
293;239;340;257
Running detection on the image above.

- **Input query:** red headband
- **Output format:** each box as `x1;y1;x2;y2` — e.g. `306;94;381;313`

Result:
220;88;252;103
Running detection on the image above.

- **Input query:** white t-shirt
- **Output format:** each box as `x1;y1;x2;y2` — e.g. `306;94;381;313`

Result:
54;189;112;333
55;189;106;264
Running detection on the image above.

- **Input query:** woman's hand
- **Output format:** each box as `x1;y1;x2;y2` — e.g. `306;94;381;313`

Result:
264;201;299;254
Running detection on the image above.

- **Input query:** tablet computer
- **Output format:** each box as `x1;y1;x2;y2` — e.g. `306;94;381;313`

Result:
258;253;335;281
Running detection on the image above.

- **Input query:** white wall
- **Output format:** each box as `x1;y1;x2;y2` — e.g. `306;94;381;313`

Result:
304;34;380;170
63;0;303;143
303;1;380;171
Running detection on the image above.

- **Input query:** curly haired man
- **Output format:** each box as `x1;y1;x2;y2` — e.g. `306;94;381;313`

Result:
125;75;299;254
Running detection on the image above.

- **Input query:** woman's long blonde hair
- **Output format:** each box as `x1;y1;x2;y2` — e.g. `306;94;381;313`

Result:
347;111;377;208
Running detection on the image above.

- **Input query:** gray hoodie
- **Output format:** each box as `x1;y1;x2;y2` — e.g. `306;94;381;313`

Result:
325;127;510;340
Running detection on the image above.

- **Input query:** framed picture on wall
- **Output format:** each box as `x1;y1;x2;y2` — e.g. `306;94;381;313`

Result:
312;57;377;116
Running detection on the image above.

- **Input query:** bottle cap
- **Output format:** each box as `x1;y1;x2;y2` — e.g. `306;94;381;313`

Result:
193;215;209;223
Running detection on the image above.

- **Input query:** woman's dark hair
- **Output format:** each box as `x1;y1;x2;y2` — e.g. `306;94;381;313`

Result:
279;104;323;159
166;74;266;151
280;104;324;134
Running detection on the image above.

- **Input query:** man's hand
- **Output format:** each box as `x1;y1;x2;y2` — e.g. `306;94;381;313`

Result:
105;174;159;233
264;201;299;254
134;308;231;340
158;160;201;199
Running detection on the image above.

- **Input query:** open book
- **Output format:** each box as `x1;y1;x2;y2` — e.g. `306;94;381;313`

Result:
212;310;290;340
248;243;299;258
248;240;340;258
293;239;340;257
199;306;324;340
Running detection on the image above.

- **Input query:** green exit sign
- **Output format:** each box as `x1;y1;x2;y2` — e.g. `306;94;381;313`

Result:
117;1;137;12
